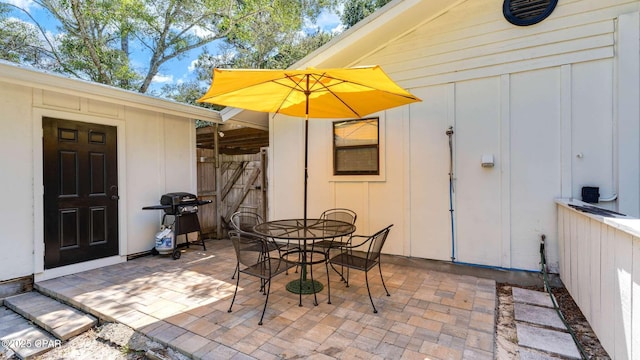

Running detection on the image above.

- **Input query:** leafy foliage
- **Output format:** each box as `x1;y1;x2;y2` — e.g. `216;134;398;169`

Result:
0;4;50;65
3;0;336;94
162;19;333;107
341;0;391;29
1;0;393;112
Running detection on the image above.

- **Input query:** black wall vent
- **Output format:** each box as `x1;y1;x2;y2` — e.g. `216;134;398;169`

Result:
503;0;558;26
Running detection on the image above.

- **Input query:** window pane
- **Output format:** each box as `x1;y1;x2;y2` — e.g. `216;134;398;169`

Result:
335;147;378;174
333;118;379;175
334;119;378;147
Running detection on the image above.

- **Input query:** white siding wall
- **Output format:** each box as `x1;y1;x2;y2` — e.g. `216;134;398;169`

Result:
557;201;639;360
408;84;453;261
123;108;197;255
618;11;640;218
454;77;503;266
0;83;37;280
509;68;563;270
0;82;198;281
124;107;166;255
269;0;640;270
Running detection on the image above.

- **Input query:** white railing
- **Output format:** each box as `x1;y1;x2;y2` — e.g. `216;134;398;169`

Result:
556;199;639;360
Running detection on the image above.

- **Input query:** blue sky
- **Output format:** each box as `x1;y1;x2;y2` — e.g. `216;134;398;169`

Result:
6;0;343;92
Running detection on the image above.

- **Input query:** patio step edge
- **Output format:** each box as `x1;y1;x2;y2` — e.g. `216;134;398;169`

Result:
33;283;119;324
0;305;61;359
4;291;97;341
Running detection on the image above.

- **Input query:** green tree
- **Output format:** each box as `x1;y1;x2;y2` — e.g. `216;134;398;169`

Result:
159;47;232;105
269;30;333;68
0;4;49;65
231;26;334;69
5;0;335;93
341;0;391;29
162;20;333;107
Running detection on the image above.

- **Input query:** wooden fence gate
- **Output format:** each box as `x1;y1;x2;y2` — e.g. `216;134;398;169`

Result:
197;148;267;238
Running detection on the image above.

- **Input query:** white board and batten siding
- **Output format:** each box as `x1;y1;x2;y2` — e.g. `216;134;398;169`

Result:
0;64;214;282
0;80;37;282
269;0;640;272
557;200;640;360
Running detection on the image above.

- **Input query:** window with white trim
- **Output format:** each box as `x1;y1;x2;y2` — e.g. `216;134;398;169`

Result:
333;118;379;175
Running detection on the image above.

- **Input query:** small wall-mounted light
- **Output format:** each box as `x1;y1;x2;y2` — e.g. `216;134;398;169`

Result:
481;154;495;168
218;131;225;137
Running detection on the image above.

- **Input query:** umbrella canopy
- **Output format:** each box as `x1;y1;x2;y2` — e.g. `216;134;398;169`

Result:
197;65;421;221
197;66;420;119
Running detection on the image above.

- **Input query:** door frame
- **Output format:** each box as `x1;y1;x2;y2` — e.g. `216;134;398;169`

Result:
33;108;128;281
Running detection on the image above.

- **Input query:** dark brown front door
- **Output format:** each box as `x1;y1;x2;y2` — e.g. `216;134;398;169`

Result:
43;118;119;269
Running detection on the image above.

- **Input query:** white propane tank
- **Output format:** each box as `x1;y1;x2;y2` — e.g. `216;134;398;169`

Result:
154;226;174;253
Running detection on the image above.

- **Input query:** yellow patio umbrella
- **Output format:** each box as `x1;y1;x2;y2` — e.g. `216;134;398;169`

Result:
197;65;421;221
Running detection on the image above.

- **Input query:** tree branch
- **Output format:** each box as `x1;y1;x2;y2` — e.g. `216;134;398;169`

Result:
69;0;109;83
4;3;82;78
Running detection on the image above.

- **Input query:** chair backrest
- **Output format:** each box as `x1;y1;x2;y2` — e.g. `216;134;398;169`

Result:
230;211;264;233
320;208;357;225
229;230;268;268
366;225;393;262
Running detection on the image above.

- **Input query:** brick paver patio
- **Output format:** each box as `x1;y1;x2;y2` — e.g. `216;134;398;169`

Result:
35;239;496;359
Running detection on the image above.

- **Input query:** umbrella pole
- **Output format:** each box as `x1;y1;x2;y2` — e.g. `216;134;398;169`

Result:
304;113;309;225
304;79;310;226
301;86;310;285
297;115;310;286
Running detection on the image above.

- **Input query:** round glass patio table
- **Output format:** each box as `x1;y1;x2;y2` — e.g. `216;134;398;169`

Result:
253;218;356;302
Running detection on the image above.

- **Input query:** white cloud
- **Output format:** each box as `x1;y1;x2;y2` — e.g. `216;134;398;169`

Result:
329;23;345;35
152;73;174;84
316;9;340;29
305;8;344;35
4;0;35;9
191;25;216;38
188;59;200;73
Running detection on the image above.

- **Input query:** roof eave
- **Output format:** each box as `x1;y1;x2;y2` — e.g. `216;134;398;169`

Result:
0;62;222;123
221;107;269;130
293;0;466;69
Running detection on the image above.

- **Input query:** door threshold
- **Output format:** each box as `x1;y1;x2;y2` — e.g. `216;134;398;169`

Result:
35;256;126;282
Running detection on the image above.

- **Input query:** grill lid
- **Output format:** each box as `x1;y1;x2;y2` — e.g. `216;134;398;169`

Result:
161;192;198;206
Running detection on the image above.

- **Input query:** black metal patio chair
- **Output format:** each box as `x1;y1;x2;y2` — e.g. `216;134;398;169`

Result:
230;211;264;233
227;230;293;325
319;208;357;224
230;211;264;279
310;208;357;277
229;211;289;278
325;224;393;313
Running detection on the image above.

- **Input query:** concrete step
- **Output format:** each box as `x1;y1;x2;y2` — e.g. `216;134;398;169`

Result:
513;288;581;359
0;306;61;359
513;287;556;308
514;302;566;330
4;291;97;341
516;322;581;359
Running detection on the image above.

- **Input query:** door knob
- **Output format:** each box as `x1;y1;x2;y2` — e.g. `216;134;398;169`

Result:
110;185;119;201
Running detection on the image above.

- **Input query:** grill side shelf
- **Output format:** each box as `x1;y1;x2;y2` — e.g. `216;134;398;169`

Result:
142;205;173;210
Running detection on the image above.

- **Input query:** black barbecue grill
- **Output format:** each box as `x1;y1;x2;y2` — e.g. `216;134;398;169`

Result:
143;192;212;259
